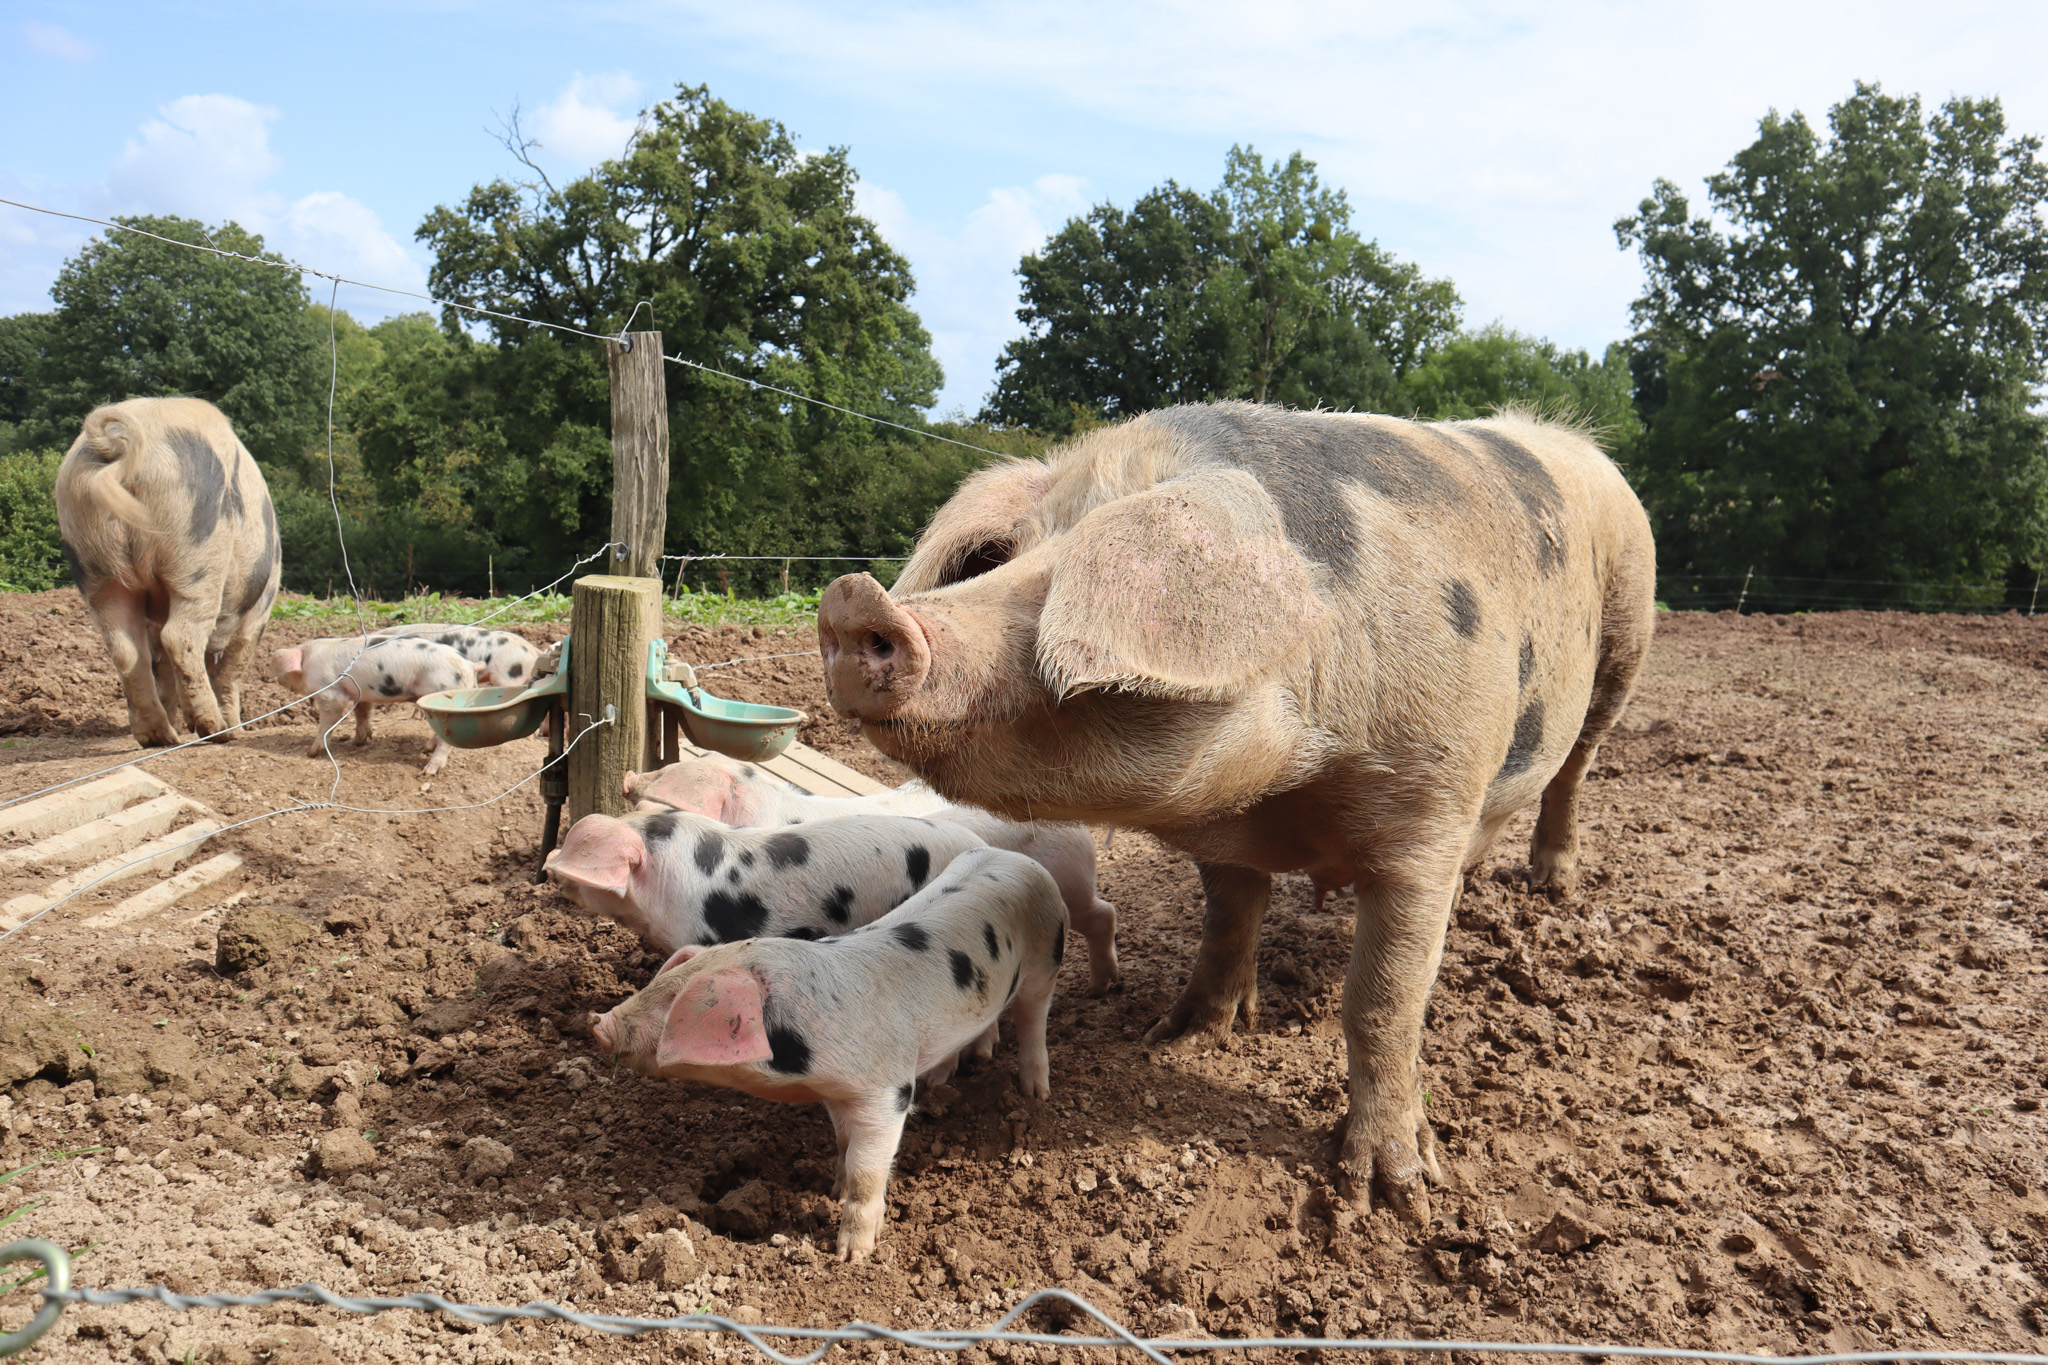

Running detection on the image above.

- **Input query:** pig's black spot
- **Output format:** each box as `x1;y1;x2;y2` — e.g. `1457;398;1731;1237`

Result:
192;567;207;583
169;429;225;542
949;949;976;990
438;633;458;646
820;886;855;924
764;832;810;870
508;661;524;680
786;926;823;941
691;828;723;873
237;528;275;615
739;850;756;867
728;868;741;885
412;640;428;650
60;538;94;592
786;818;802;826
1457;425;1566;575
1496;699;1547;781
1051;930;1066;967
905;846;931;888
939;883;962;897
1444;580;1480;640
983;923;1001;960
893;923;931;952
635;813;679;849
1518;633;1535;689
895;1082;915;1112
703;889;769;942
1006;965;1021;1001
376;676;404;698
1149;404;1464;578
765;1022;811;1075
698;934;720;947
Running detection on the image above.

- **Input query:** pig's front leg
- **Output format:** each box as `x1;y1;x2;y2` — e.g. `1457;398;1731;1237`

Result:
421;736;454;777
309;694;352;757
1143;862;1269;1049
824;1093;911;1262
1335;847;1457;1224
1012;974;1055;1100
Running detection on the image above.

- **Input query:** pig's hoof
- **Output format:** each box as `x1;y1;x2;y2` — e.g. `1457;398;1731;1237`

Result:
1142;982;1252;1050
136;731;178;749
202;728;234;745
1337;1120;1442;1224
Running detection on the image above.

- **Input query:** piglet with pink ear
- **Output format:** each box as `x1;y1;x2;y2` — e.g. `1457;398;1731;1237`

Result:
589;847;1067;1262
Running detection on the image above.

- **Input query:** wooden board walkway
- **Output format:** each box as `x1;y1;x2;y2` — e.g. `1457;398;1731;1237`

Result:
676;739;887;798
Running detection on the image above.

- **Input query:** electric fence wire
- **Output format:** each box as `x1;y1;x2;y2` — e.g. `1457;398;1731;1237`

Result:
0;195;1009;461
1;1242;2045;1365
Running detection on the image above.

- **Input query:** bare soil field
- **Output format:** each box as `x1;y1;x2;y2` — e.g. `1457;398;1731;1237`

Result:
2;590;2046;1365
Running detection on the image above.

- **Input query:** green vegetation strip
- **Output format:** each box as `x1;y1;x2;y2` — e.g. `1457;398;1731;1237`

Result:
267;586;831;630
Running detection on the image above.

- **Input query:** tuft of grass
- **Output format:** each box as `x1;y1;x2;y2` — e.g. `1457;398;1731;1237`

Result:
0;1148;108;1294
269;584;827;631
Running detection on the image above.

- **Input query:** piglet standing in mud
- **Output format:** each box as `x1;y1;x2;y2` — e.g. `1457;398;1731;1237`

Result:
268;636;477;774
627;753;1121;994
591;847;1067;1260
545;808;986;954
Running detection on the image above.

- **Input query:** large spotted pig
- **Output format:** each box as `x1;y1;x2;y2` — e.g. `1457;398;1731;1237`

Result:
545;808;986;955
591;847;1066;1260
268;636;477;774
817;402;1656;1219
369;623;540;688
54;397;282;746
627;754;1121;993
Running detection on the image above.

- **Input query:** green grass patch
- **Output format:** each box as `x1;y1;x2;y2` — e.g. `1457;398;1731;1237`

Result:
268;584;830;631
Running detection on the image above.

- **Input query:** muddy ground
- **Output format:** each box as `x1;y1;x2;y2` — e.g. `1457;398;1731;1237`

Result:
2;591;2046;1365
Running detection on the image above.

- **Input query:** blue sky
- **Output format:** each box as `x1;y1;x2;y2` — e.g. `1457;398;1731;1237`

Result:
5;1;2047;415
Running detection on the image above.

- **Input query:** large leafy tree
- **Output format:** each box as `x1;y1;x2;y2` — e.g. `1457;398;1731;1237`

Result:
416;84;943;576
16;217;324;471
1618;83;2048;600
983;147;1460;432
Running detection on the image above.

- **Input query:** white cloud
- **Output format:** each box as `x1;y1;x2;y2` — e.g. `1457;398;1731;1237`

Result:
88;94;428;309
529;71;643;168
20;20;95;62
860;174;1091;415
658;0;2048;362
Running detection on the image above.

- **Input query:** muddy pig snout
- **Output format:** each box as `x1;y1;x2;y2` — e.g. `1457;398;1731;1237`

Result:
590;1010;618;1054
818;573;931;720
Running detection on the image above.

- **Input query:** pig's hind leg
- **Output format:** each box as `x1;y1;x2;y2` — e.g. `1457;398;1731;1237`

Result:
1142;862;1268;1049
92;589;178;747
823;1093;912;1262
1530;601;1652;897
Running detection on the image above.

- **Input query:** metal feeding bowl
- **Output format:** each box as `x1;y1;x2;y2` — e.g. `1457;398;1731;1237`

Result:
417;639;571;749
646;640;806;763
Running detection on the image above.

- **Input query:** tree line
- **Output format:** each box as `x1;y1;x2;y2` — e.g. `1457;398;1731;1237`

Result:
2;81;2043;610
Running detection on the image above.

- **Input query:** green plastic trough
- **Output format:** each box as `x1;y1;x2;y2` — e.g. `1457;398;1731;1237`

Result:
416;638;572;749
646;639;805;763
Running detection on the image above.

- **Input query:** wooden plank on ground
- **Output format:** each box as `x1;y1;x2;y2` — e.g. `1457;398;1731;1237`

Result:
0;794;195;873
676;739;887;797
0;767;170;843
80;852;245;930
0;819;223;931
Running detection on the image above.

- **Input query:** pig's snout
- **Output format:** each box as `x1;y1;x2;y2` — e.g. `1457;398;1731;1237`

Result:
590;1010;618;1054
818;573;931;720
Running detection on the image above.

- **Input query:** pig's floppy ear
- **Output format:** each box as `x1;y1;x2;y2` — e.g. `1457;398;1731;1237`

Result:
894;459;1051;595
654;944;705;975
545;826;644;898
1037;469;1329;698
656;966;772;1068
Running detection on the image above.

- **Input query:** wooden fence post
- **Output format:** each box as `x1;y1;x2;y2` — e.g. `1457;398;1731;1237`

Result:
566;576;661;822
607;330;669;578
563;329;669;822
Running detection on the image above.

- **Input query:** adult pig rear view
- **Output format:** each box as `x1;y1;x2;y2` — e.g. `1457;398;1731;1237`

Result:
818;401;1655;1219
55;397;281;747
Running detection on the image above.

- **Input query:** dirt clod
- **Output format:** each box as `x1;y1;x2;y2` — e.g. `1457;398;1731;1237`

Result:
214;906;313;973
311;1130;378;1178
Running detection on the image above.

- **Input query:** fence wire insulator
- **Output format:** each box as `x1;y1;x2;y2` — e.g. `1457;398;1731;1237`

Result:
6;1242;2048;1365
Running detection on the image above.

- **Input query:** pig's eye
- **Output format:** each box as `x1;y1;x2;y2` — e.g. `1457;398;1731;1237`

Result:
867;632;895;660
936;540;1012;586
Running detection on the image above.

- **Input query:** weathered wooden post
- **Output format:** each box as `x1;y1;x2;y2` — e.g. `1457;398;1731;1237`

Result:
563;330;669;822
